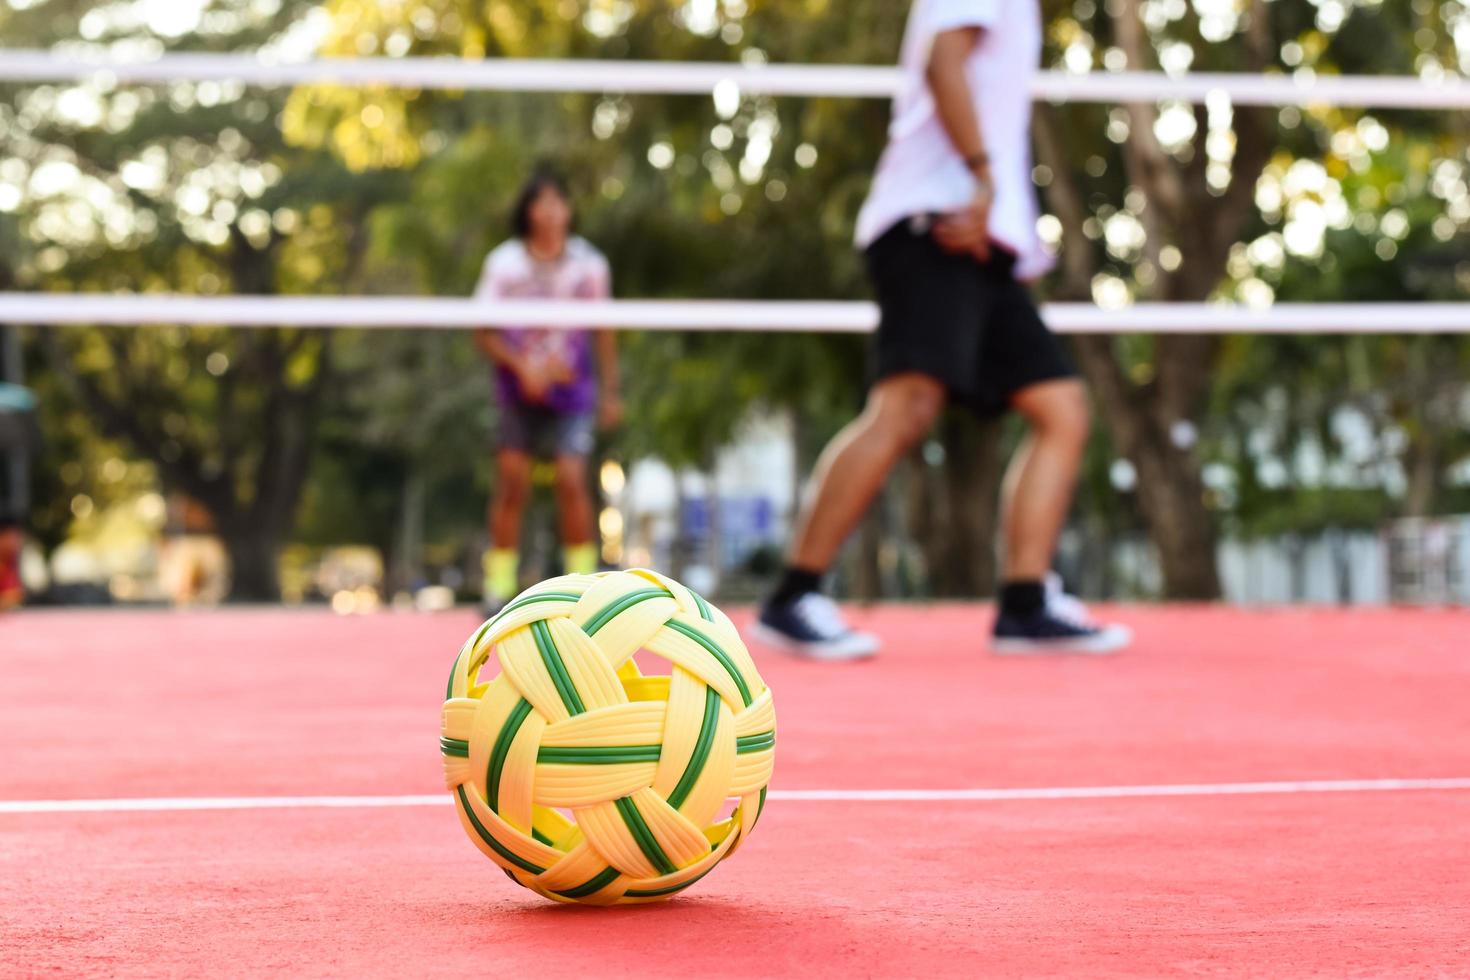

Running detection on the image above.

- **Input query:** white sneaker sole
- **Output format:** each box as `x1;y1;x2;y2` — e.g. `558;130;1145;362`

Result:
747;621;881;662
991;624;1132;656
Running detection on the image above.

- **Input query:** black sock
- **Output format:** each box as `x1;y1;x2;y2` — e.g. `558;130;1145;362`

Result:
999;580;1045;618
770;566;823;606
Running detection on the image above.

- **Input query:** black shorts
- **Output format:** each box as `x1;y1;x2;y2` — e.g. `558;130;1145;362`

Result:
866;220;1076;418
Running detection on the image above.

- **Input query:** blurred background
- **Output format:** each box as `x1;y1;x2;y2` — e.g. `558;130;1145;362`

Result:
1;0;1469;611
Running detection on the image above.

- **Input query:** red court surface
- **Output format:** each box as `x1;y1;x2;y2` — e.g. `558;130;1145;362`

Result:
3;605;1469;977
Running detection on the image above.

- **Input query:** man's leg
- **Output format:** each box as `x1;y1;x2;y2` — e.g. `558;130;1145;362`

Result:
991;377;1129;652
1000;378;1090;585
755;372;944;659
786;373;946;575
552;451;599;575
484;448;533;606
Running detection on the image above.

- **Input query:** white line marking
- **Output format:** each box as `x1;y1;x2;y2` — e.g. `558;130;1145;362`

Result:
3;778;1469;815
0;794;448;814
772;778;1470;801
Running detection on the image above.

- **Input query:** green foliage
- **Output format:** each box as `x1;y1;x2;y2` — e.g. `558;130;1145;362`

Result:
298;0;900;474
2;0;401;596
6;0;1470;600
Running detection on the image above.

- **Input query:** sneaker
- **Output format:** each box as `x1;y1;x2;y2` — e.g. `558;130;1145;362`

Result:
990;574;1131;655
750;592;881;661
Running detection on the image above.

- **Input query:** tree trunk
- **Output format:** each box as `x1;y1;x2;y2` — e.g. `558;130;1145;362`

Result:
1074;335;1223;599
392;467;426;595
947;413;1003;596
928;412;1003;597
1400;337;1441;518
853;506;883;602
1079;337;1224;598
1403;439;1438;519
905;448;938;596
222;521;284;602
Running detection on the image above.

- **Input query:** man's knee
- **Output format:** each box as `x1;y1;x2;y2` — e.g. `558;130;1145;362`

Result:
869;375;945;449
1017;378;1090;446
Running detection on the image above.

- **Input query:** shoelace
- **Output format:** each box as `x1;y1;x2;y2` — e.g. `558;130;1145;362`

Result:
1044;573;1098;630
793;593;849;638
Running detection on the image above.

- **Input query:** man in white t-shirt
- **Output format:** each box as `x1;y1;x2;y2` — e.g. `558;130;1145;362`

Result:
754;0;1130;659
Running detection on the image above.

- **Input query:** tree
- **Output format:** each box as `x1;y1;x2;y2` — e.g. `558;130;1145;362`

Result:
1032;0;1280;598
11;0;1468;604
284;0;992;594
3;0;403;598
1034;0;1470;596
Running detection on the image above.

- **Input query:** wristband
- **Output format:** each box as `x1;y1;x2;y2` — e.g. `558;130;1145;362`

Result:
965;151;990;171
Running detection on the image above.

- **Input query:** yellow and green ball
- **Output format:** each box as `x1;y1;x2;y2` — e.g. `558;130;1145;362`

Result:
441;569;775;904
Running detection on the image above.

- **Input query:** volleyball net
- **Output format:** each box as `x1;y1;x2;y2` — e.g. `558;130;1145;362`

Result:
2;50;1468;335
3;294;1469;335
4;50;1470;107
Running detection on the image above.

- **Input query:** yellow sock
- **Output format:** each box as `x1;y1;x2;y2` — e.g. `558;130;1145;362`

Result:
483;548;519;601
563;543;598;576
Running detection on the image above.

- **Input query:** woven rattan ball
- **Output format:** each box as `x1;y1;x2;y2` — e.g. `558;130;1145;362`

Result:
441;568;776;904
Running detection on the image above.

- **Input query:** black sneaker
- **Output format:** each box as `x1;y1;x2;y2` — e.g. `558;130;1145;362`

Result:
991;574;1131;655
749;592;880;661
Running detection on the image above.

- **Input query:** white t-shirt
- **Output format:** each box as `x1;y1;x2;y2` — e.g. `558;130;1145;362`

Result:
473;235;610;412
474;234;611;306
853;0;1051;280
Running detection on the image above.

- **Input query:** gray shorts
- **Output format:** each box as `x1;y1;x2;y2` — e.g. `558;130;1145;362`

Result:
497;402;596;458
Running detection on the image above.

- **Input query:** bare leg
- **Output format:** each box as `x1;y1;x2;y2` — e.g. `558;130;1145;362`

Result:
490;449;533;549
552;453;595;546
1000;379;1091;580
788;373;945;571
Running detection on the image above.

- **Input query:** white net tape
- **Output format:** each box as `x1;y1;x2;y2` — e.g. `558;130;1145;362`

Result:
0;51;1467;108
3;52;1466;333
4;294;1468;335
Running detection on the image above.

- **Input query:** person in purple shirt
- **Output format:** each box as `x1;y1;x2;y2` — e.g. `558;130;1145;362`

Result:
474;170;622;614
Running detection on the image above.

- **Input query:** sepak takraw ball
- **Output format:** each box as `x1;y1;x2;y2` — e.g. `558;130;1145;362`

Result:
441;569;775;904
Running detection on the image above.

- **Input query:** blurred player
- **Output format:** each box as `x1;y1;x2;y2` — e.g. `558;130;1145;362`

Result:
0;514;24;611
474;170;622;616
754;0;1130;659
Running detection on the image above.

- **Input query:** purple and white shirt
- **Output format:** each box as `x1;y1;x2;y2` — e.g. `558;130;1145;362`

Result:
474;235;611;414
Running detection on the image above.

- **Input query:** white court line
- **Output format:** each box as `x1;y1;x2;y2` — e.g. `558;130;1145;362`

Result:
3;778;1469;815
